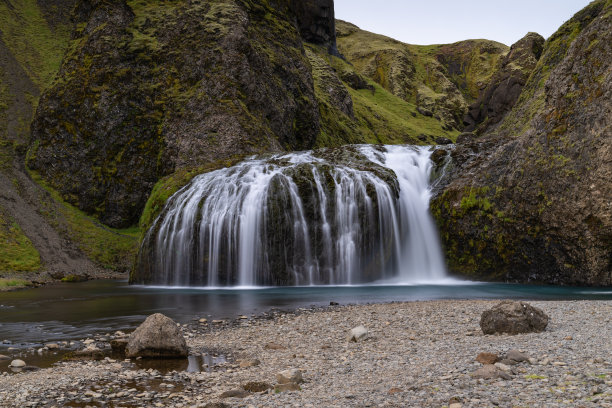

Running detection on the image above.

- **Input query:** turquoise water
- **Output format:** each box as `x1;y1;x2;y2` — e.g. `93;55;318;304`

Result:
1;279;611;346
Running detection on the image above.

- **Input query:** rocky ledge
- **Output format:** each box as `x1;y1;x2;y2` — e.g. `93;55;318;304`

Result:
1;300;611;407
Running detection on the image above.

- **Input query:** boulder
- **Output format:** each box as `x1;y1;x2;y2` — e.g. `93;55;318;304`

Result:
125;313;188;358
480;301;549;335
505;349;530;363
347;325;368;342
110;338;129;354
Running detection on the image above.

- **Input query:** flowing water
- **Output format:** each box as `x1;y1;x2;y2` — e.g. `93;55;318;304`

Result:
136;145;448;286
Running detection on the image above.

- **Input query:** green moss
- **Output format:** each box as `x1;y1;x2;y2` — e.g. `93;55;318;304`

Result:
0;209;41;272
28;170;139;271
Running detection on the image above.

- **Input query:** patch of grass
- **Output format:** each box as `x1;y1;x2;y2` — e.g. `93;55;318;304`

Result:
0;0;72;90
29;170;139;271
524;374;548;380
0;209;40;272
0;278;32;290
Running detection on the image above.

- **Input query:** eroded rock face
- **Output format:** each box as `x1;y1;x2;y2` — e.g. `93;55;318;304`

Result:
126;313;188;358
464;32;545;134
480;301;549;335
432;0;612;285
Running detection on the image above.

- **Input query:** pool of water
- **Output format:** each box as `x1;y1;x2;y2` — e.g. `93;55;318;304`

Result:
1;279;611;347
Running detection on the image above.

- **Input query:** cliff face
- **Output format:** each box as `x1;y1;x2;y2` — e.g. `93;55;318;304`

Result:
432;0;612;285
28;0;457;229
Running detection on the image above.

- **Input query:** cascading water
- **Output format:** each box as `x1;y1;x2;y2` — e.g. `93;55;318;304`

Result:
134;145;448;286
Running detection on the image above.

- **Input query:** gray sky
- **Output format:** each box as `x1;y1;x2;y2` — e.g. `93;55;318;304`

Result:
334;0;592;46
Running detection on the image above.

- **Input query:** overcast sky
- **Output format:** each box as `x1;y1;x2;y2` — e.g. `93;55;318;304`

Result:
334;0;592;46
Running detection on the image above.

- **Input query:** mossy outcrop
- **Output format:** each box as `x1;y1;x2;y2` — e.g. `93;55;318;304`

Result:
464;32;545;134
432;0;612;285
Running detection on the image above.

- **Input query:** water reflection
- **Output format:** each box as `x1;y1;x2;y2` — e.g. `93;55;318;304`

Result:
1;279;611;346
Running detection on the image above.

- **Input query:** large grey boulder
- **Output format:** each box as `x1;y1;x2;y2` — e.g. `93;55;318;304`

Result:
126;313;188;358
480;301;549;335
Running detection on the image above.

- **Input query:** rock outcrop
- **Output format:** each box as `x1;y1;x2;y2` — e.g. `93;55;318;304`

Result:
464;32;545;134
432;0;612;285
480;301;549;335
125;313;188;358
290;0;339;55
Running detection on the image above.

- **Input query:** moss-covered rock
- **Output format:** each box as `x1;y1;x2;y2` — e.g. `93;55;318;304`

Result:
432;0;612;285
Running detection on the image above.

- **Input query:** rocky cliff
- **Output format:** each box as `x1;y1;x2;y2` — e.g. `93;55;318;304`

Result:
28;0;455;229
432;0;612;285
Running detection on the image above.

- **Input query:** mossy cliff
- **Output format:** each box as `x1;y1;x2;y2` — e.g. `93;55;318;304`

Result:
28;0;458;230
431;0;612;285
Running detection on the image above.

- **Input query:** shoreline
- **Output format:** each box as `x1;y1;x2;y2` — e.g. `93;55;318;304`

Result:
1;299;611;407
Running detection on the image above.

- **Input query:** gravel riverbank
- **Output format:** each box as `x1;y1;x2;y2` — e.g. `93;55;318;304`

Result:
1;299;611;407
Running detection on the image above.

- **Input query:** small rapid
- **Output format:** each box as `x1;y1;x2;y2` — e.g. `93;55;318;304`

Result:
135;145;448;286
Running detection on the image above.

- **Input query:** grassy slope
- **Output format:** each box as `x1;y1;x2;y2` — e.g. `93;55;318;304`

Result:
335;20;508;124
0;208;40;272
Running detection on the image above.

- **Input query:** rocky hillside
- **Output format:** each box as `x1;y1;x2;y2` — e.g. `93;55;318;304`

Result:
336;21;509;132
431;0;612;285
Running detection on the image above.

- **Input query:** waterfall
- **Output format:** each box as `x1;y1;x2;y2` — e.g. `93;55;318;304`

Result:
135;145;447;286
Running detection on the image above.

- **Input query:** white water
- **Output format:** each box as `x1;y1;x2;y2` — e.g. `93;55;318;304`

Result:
139;145;448;286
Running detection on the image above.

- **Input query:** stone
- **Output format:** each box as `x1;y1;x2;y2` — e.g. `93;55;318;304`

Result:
476;352;499;365
277;369;304;384
480;301;549;335
494;362;512;372
274;382;301;393
239;358;260;368
471;364;511;380
450;404;462;408
456;132;475;144
264;342;286;350
45;343;59;350
199;318;208;324
125;313;188;358
220;389;249;398
243;381;272;392
347;325;368;342
203;404;230;408
505;349;530;363
435;137;452;145
0;355;10;361
9;360;26;368
388;387;403;394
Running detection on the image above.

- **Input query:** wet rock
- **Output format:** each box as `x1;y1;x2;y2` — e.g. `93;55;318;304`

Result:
274;382;301;392
110;339;128;354
21;366;40;372
243;381;272;392
456;132;475;144
347;325;368;342
471;364;511;380
277;369;304;384
435;137;452;145
480;301;549;335
126;313;188;358
476;352;499;365
220;389;249;398
0;355;9;361
9;360;26;368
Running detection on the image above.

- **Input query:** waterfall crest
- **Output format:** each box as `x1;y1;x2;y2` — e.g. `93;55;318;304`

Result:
135;145;447;286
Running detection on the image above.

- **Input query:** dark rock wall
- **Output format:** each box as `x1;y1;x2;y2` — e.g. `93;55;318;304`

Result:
290;0;338;54
432;0;612;285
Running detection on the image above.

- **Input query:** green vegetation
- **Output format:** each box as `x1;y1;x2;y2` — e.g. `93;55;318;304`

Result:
0;209;41;272
0;0;72;89
0;278;32;290
29;171;139;271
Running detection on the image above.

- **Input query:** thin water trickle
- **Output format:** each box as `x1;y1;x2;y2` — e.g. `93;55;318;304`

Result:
138;145;448;286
